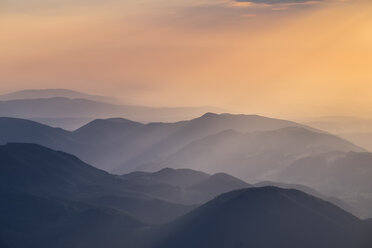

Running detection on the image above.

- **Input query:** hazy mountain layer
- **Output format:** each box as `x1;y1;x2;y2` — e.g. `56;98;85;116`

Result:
276;151;372;218
0;97;223;124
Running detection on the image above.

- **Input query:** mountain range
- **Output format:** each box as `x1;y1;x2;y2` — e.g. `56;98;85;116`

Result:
0;143;251;222
1;113;371;217
0;89;223;126
1;143;370;248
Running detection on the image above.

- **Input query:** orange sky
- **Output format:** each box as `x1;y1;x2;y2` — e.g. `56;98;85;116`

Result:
1;0;372;118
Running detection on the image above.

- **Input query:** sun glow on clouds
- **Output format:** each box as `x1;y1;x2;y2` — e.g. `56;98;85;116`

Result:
0;0;372;118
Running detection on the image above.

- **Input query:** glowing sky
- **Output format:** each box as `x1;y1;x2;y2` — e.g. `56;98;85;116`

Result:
1;0;372;118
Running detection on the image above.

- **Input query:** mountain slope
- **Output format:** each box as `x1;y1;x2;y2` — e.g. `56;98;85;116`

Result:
147;187;371;248
113;113;324;173
0;143;256;223
121;168;252;204
0;194;148;248
0;143;134;198
73;118;144;144
188;173;251;200
0;143;199;225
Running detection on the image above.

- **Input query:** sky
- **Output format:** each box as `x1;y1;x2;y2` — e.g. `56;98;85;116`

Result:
0;0;372;118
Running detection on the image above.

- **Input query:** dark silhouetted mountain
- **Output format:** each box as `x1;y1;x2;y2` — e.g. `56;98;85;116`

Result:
0;89;118;103
0;117;87;161
0;143;132;198
146;187;371;248
0;144;198;225
83;195;195;225
254;181;357;216
0;194;148;248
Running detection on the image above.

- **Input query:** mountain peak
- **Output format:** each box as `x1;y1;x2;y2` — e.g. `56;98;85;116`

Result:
151;186;369;248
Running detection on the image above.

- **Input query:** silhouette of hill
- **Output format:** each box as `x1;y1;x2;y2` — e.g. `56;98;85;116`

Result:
147;187;371;248
0;144;198;228
0;143;253;225
0;194;148;248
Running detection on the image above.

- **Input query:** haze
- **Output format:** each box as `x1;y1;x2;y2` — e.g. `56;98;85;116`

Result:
1;0;372;118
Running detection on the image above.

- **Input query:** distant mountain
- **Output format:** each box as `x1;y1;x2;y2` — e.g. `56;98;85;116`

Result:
0;97;224;124
339;132;372;152
301;116;372;133
121;168;210;188
149;126;363;180
111;113;315;173
0;89;119;103
147;187;371;248
277;151;372;218
301;116;372;151
0;113;313;171
28;117;94;131
121;168;251;204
